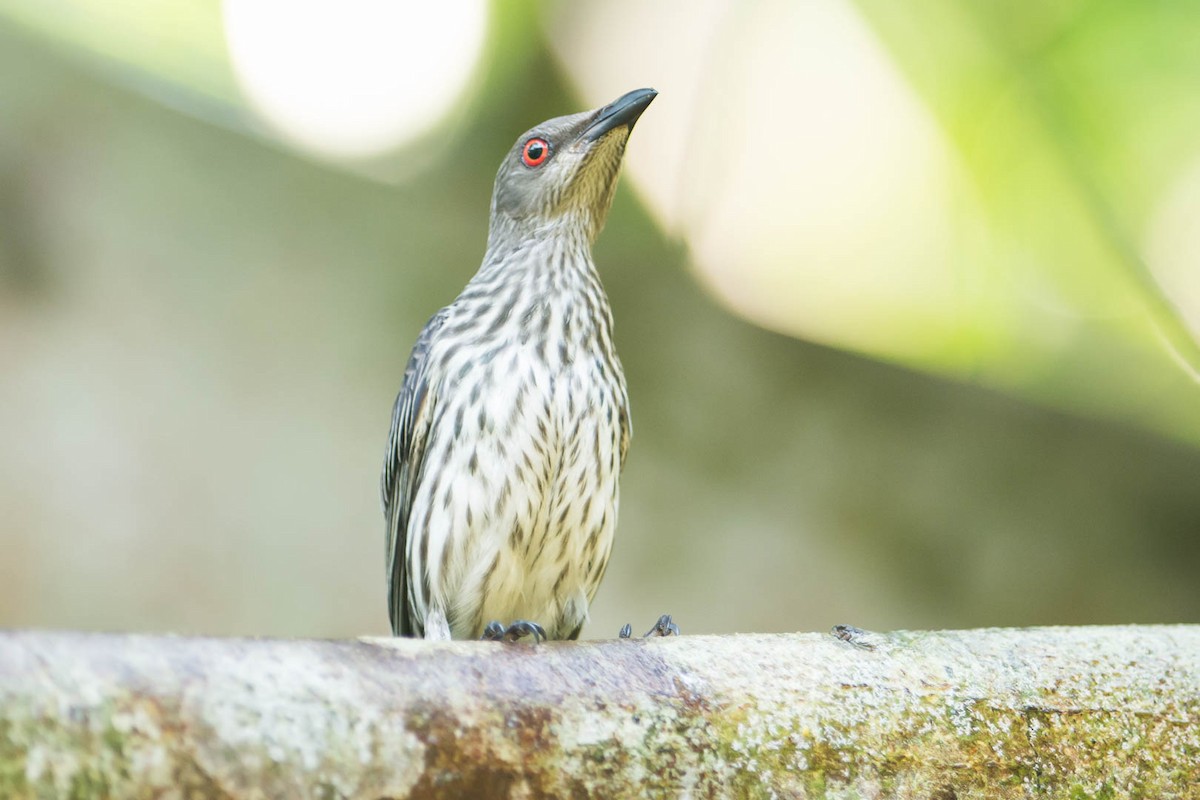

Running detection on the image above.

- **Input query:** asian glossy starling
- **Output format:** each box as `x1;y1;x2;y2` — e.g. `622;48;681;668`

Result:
382;89;657;641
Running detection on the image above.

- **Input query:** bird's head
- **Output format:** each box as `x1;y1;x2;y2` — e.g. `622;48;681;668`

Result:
488;88;657;247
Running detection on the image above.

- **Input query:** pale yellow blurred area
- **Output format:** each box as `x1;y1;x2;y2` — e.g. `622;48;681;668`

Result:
554;0;973;361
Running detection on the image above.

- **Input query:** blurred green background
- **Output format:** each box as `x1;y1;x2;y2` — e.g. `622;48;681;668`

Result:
0;0;1197;640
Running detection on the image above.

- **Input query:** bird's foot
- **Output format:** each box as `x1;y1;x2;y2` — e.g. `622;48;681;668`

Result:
619;614;680;639
646;614;680;637
482;619;547;643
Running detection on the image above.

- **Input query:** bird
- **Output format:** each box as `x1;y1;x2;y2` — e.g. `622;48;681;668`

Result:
382;88;657;642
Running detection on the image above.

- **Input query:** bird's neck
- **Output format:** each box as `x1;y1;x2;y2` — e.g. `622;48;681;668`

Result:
465;226;615;350
477;224;600;295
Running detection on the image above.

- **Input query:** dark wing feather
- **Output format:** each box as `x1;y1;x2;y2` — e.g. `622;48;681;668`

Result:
382;309;448;637
617;402;631;470
616;372;632;471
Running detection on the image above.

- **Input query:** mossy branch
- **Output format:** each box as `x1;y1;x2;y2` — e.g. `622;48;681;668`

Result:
1;626;1197;798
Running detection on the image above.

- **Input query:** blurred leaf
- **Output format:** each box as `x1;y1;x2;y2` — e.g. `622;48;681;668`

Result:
855;0;1200;417
551;0;1200;445
0;0;241;126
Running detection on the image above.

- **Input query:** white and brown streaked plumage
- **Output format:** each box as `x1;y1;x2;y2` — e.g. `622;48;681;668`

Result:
382;89;657;641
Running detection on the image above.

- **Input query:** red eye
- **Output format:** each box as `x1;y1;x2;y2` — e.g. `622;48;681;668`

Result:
521;137;549;167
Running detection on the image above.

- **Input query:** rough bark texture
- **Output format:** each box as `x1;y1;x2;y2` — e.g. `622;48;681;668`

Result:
0;625;1197;798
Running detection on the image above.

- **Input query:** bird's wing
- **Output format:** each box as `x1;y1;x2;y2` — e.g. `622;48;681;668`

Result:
617;375;632;471
382;309;448;637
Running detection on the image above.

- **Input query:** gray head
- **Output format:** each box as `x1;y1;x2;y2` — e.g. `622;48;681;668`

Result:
488;88;657;248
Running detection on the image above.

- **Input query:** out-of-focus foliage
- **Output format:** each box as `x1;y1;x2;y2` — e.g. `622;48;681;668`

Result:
552;0;1200;444
0;0;239;120
0;1;1197;640
858;0;1200;425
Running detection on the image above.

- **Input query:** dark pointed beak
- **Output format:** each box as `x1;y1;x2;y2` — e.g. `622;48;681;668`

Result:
581;88;658;142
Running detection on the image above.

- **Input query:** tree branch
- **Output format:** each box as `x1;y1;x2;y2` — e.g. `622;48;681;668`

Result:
1;625;1197;798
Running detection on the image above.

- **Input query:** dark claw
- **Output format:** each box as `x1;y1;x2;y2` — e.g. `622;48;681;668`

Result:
506;620;546;643
645;614;680;638
618;615;680;640
481;619;546;643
